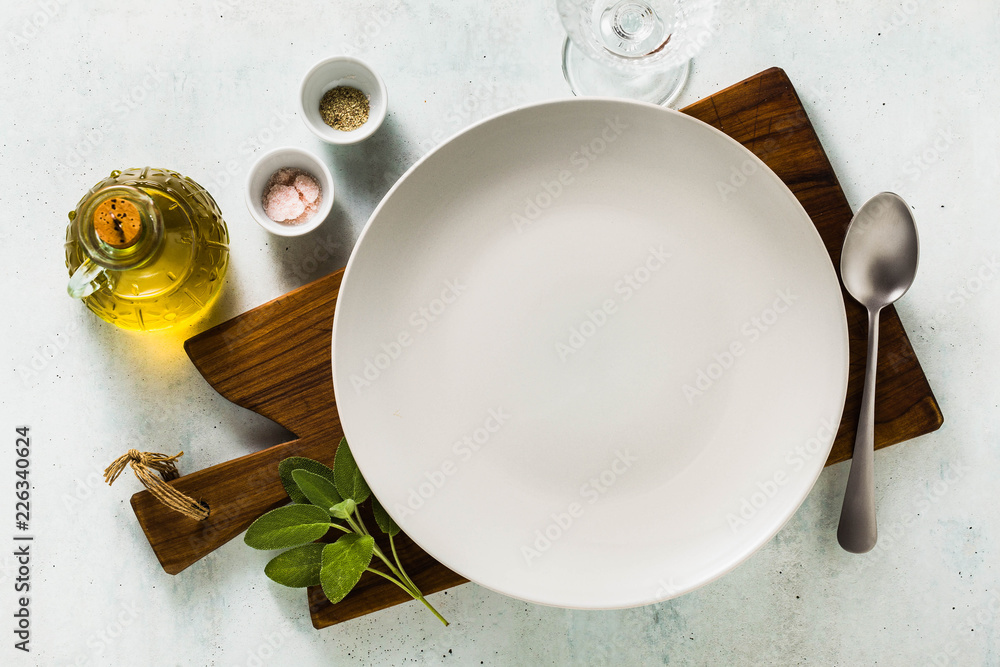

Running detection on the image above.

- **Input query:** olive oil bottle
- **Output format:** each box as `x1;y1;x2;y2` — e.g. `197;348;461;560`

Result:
65;167;230;332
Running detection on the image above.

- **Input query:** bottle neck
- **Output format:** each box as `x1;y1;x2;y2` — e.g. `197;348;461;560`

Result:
75;185;163;270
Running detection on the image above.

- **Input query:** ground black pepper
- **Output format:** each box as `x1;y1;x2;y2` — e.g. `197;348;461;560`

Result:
319;86;370;131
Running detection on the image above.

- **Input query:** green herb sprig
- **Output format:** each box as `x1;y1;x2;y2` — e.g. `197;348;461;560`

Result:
244;438;447;625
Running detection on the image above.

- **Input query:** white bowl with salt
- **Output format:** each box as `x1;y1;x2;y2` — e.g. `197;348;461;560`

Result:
245;146;334;236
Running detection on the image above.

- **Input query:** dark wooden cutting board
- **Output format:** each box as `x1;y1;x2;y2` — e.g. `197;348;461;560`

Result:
129;67;942;629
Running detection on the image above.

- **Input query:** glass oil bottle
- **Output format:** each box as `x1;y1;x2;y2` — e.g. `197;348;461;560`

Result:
65;167;230;332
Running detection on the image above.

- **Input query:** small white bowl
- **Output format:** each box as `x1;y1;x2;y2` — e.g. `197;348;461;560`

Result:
245;146;334;236
299;56;387;145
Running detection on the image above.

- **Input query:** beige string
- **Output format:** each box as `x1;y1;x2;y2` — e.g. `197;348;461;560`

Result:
104;449;209;521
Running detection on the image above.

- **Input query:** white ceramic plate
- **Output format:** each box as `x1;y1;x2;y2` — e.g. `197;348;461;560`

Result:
332;99;848;609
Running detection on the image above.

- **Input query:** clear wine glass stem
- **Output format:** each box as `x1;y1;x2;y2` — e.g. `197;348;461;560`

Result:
599;1;671;57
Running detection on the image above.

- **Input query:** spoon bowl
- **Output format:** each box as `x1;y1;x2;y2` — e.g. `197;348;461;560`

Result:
837;192;919;553
841;193;919;308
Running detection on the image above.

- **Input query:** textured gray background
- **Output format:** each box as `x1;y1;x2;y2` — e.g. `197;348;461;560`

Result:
1;1;997;665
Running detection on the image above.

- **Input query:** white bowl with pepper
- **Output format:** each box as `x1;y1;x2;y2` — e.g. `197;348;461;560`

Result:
299;56;387;145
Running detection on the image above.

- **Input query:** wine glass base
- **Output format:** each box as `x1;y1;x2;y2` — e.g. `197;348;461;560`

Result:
561;37;690;107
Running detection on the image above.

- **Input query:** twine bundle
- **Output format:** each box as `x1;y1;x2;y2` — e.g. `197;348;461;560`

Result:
104;449;209;521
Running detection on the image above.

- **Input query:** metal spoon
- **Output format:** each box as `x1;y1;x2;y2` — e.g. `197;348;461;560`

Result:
837;192;919;554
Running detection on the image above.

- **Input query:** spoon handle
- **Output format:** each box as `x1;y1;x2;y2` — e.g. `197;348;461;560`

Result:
838;307;880;553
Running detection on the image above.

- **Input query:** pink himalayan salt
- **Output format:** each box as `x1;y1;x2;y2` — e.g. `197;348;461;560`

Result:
265;185;305;220
262;168;323;225
293;173;320;204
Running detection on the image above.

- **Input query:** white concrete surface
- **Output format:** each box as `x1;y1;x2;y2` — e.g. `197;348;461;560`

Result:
1;1;997;664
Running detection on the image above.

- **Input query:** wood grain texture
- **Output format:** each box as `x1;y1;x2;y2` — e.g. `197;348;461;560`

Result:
131;434;337;574
129;66;942;628
131;271;348;574
183;270;345;439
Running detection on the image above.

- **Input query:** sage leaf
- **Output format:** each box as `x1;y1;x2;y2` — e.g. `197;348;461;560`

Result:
244;504;331;550
372;496;400;537
330;498;356;520
333;438;370;504
279;457;337;504
291;469;343;514
320;533;375;604
263;543;325;588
